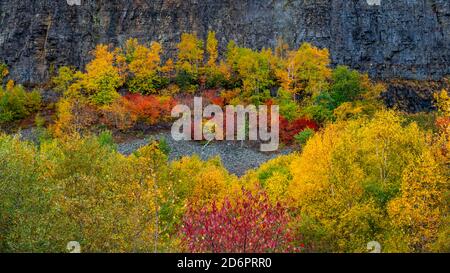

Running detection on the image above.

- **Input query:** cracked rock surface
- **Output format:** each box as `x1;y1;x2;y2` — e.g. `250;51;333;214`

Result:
0;0;448;85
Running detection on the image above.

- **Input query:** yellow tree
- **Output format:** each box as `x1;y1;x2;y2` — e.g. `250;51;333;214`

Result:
127;40;163;94
0;62;9;82
278;43;331;100
51;97;98;139
225;45;275;101
176;33;204;78
288;110;437;252
170;156;238;207
206;31;218;68
274;37;289;60
161;58;175;79
387;150;449;252
75;45;123;105
52;66;78;94
434;89;450;117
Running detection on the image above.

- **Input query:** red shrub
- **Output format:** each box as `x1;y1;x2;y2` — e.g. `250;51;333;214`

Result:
181;188;301;253
279;117;319;144
436;116;450;133
124;93;177;125
204;89;225;107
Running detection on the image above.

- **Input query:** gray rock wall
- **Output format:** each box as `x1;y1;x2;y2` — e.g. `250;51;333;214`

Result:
0;0;449;85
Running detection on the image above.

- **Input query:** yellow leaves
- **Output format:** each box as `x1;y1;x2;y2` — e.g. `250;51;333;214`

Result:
122;39;165;94
36;137;162;252
176;33;204;75
5;79;14;91
333;102;364;121
128;41;162;78
51;98;74;138
2;106;449;252
360;74;385;101
171;156;238;207
240;154;298;204
161;58;175;76
358;111;428;186
52;66;77;94
51;98;98;139
68;44;123;105
224;45;275;98
85;45;117;86
289;123;342;204
206;31;219;67
0;62;8;79
434;89;450;117
278;42;332;97
387;149;448;251
286;110;447;252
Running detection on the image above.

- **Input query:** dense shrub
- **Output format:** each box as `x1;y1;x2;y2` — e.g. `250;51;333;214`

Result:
294;128;315;146
0;109;448;253
0;82;41;124
52;66;78;94
123;93;177;125
279;116;319;144
329;65;366;105
51;98;98;138
181;188;300;253
0;134;171;252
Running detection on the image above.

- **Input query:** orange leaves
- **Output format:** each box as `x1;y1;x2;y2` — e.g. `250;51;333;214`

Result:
100;98;138;131
123;93;177;125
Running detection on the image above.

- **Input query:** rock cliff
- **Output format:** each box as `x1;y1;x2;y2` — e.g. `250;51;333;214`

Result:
0;0;449;88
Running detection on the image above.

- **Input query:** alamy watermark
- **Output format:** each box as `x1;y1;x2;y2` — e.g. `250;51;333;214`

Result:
171;97;280;152
66;0;81;6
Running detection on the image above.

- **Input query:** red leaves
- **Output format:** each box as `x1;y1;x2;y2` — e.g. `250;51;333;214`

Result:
181;188;302;253
436;116;450;133
123;93;177;125
204;89;225;107
279;117;319;144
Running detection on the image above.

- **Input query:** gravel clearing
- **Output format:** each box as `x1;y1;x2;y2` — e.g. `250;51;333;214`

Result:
15;128;294;177
117;131;294;176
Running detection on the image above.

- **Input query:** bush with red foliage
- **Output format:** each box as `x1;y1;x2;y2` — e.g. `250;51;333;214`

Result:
124;93;177;125
181;188;301;253
436;116;450;133
203;89;225;107
279;117;319;144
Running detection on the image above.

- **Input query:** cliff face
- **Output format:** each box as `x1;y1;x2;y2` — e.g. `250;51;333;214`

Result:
0;0;449;85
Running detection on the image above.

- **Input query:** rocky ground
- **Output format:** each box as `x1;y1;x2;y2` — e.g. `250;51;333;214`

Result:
117;131;293;176
16;128;294;177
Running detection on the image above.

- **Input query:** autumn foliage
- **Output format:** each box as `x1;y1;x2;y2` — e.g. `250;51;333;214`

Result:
123;93;177;125
279;116;319;144
0;32;448;254
181;188;300;253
